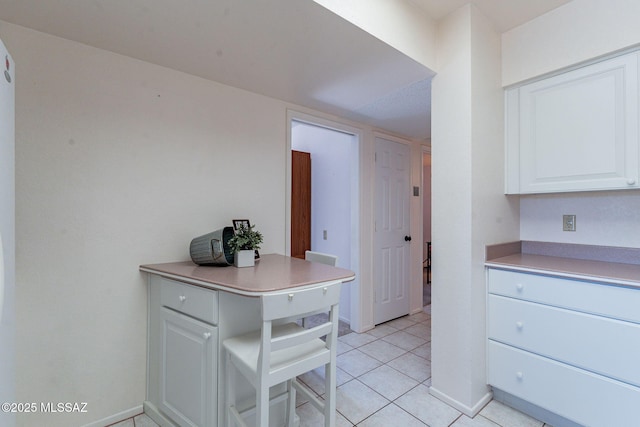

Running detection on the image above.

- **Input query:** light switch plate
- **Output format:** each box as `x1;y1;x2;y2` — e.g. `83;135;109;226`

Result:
563;214;576;231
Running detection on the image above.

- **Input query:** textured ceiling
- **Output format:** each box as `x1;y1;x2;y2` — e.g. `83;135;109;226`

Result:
0;0;571;141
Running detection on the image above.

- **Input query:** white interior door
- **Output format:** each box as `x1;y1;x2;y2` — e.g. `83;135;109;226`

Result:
374;137;411;324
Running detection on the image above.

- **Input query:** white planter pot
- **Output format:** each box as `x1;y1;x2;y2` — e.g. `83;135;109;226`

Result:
234;250;255;268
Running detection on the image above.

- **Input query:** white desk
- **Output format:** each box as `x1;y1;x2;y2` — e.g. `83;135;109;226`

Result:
140;254;355;427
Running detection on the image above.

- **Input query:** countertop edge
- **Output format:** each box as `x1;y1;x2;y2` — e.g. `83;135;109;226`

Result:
140;256;356;296
485;242;640;288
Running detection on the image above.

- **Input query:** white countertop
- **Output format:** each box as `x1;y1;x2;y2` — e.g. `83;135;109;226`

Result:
140;253;356;296
485;241;640;288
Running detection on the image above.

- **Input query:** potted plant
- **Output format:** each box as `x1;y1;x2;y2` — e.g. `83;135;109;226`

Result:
227;223;263;267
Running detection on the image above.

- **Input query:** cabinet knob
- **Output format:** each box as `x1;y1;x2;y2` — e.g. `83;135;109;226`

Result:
516;371;524;380
203;332;211;340
627;178;637;185
516;283;524;292
179;295;187;303
516;321;524;330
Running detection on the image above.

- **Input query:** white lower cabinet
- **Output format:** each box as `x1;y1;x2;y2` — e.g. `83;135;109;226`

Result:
487;269;640;427
159;307;217;427
147;277;218;427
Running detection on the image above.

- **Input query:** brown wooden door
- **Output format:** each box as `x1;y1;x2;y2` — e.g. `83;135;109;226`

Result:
291;150;311;259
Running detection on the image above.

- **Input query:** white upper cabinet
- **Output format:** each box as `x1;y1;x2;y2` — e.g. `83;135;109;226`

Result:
505;51;640;194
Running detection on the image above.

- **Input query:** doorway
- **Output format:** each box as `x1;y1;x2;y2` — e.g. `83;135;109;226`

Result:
287;112;360;327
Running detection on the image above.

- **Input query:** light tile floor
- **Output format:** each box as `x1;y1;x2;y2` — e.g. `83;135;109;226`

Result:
113;305;551;427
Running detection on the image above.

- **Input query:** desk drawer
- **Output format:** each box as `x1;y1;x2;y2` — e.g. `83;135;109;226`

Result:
488;268;640;324
488;341;640;427
488;294;640;387
160;278;218;325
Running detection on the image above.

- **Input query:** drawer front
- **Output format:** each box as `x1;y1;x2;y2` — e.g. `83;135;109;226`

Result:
488;341;640;427
160;278;218;324
488;268;640;324
488;294;640;387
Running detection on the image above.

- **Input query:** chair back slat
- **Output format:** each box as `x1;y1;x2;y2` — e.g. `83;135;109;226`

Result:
305;250;338;266
261;280;341;321
271;322;333;352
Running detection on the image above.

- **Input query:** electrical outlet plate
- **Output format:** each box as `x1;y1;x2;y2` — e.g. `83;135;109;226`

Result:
563;214;576;231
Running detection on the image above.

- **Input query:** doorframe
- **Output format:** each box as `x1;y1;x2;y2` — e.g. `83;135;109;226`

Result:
285;109;364;331
421;144;431;268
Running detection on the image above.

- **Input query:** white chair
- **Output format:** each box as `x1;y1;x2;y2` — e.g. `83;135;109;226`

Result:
224;280;342;427
302;251;338;328
304;250;338;267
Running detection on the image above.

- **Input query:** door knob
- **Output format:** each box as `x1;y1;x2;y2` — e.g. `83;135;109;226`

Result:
404;236;412;242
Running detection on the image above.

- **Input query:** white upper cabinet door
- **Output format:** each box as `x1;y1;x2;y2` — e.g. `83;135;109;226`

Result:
505;51;640;194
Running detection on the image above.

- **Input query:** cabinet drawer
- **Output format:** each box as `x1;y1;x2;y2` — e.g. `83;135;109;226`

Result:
488;294;640;387
488;268;640;324
160;278;218;324
488;341;640;427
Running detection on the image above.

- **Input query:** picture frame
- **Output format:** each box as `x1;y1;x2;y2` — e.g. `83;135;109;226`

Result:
232;219;251;231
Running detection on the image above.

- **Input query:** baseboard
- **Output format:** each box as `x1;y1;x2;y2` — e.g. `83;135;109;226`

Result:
81;405;143;427
492;388;583;427
428;385;492;418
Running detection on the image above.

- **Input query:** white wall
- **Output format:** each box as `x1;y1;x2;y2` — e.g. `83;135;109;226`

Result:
503;0;640;248
520;191;640;247
430;4;520;416
1;21;289;426
291;122;355;321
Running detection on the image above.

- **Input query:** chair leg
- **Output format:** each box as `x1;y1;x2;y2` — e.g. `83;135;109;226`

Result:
324;362;336;427
226;355;236;427
256;385;269;427
286;379;297;427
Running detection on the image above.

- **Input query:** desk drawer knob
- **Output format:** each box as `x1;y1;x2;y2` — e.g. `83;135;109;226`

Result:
179;295;187;303
516;371;524;380
516;283;524;292
203;332;211;340
516;321;524;330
